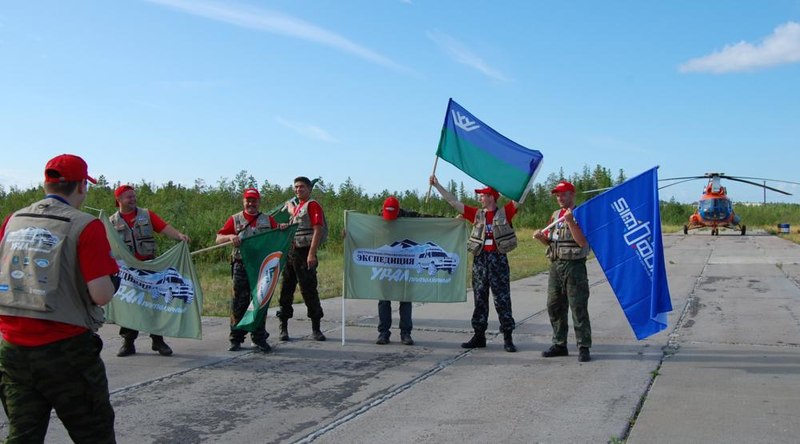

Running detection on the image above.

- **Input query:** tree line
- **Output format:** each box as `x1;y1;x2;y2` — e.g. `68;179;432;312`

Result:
2;165;797;264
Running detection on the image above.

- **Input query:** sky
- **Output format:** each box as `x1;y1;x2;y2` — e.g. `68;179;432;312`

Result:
1;0;799;204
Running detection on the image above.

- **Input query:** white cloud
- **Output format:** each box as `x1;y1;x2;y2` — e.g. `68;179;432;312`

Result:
276;117;339;143
679;21;800;73
145;0;409;72
426;29;510;81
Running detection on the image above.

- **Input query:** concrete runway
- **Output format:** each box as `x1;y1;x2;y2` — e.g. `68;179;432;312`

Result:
2;232;799;443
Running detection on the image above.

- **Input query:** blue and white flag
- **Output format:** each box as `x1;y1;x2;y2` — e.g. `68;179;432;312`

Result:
573;167;672;340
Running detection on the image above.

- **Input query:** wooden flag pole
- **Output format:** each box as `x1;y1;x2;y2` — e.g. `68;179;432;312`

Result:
189;240;232;256
425;156;440;203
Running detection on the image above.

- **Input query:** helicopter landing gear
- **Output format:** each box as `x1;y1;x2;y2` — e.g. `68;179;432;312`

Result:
741;225;746;236
683;224;689;235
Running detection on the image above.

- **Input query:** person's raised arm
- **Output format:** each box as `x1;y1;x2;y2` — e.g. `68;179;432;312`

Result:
429;175;465;214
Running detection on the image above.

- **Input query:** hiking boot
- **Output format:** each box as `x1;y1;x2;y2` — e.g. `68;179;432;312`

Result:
253;339;272;353
376;334;390;345
311;319;326;341
279;319;289;342
542;344;569;358
400;333;415;346
503;332;517;353
578;347;591;362
151;338;173;356
461;333;486;349
117;339;136;357
228;341;242;352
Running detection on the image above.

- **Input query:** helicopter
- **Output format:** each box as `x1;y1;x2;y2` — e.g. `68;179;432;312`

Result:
659;173;799;236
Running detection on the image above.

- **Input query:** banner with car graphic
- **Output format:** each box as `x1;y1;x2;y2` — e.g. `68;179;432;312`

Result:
101;212;204;339
344;211;468;302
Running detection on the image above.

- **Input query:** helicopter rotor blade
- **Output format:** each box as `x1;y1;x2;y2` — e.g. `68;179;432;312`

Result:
723;176;792;195
659;176;706;182
658;178;700;190
723;175;800;186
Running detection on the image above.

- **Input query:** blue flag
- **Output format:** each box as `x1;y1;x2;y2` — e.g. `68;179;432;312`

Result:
436;99;543;202
572;167;672;340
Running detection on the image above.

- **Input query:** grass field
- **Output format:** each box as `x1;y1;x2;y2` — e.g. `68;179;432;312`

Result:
196;228;550;317
196;225;798;317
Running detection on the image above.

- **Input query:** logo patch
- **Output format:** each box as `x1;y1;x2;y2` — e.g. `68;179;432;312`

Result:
256;252;283;308
34;259;50;268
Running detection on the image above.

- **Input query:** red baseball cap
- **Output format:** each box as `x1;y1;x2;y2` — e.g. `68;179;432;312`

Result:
475;186;500;200
44;154;96;184
243;188;260;199
551;180;576;194
382;196;400;221
114;184;135;207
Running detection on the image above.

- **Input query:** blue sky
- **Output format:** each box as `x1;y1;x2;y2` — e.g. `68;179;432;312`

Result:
2;0;799;204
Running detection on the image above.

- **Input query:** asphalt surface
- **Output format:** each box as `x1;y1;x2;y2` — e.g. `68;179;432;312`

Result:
1;232;799;443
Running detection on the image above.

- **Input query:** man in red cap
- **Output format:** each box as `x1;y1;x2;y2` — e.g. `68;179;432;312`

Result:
533;180;592;362
429;175;520;352
375;196;431;346
0;154;119;442
216;187;277;353
110;184;190;357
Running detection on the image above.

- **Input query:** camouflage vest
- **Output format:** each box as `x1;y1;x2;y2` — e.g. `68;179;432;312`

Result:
467;206;517;256
231;211;272;261
290;199;328;249
109;208;156;259
546;208;590;261
0;198;105;331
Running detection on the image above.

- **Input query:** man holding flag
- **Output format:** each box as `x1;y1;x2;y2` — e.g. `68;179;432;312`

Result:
216;188;276;353
110;184;190;357
430;175;519;352
534;180;593;362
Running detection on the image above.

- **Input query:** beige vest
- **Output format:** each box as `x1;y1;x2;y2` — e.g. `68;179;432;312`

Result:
546;209;590;260
231;211;273;261
290;199;327;248
109;208;156;259
0;198;105;330
467;207;518;256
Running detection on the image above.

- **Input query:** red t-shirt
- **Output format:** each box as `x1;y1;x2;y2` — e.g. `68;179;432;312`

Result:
292;200;324;226
218;212;278;235
0;215;120;346
119;208;168;260
463;202;517;252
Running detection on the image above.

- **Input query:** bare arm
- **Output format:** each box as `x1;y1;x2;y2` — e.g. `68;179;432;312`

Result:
429;175;465;214
307;224;323;268
563;208;588;248
87;275;117;306
216;233;240;247
161;224;190;243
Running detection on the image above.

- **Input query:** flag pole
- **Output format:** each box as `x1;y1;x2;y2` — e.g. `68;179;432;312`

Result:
342;211;349;346
190;241;232;256
425;156;439;203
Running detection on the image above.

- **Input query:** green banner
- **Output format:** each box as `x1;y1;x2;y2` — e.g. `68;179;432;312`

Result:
101;211;204;339
344;211;468;302
236;225;297;332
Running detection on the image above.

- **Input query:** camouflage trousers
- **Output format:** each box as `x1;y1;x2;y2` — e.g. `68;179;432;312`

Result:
277;246;324;321
547;258;592;348
0;331;115;444
230;260;267;343
471;251;515;334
